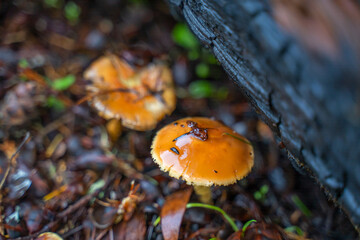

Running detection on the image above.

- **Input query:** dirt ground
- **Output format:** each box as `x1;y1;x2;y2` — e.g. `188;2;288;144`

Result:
0;1;358;239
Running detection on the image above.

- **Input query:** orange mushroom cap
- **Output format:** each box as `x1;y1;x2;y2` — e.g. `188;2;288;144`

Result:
36;232;63;240
84;54;176;131
151;117;254;186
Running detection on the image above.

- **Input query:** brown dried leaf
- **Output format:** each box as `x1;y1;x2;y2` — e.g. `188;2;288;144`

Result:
227;222;309;240
243;222;283;240
161;188;192;240
227;230;242;240
114;211;146;240
0;140;16;160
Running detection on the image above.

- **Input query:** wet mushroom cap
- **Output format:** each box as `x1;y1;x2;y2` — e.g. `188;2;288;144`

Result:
151;117;254;186
36;232;63;240
84;54;176;131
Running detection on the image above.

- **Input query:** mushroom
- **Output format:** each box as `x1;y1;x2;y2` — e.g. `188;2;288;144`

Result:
83;54;176;132
151;117;254;203
36;232;63;240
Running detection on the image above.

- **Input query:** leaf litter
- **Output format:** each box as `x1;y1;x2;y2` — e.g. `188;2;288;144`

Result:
0;0;358;239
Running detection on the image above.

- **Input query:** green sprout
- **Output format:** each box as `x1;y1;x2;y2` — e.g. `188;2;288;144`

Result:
285;226;304;236
189;80;214;98
195;63;210;78
87;179;105;195
46;96;65;111
241;219;257;237
43;0;62;8
18;59;29;69
153;202;239;232
254;184;269;202
153;216;160;226
172;23;199;51
64;1;81;24
291;195;312;217
51;74;75;91
188;80;228;100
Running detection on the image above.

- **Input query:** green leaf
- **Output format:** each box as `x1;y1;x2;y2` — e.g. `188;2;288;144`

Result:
18;59;29;69
64;1;81;23
285;226;304;236
172;23;199;50
254;191;262;200
215;86;228;100
260;185;269;195
46;96;65;111
242;220;257;237
87;179;105;194
189;80;215;99
204;52;218;64
43;0;62;8
153;216;160;227
195;63;210;78
51;74;75;91
291;195;312;217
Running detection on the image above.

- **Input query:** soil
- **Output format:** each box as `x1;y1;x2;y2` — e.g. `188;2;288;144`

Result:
0;1;358;239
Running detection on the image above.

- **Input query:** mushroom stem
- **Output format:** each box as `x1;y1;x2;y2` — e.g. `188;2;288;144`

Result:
106;119;122;143
193;185;213;204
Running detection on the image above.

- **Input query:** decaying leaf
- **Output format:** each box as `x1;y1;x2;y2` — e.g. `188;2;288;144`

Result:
160;187;192;240
113;211;146;240
227;222;284;240
0;82;39;126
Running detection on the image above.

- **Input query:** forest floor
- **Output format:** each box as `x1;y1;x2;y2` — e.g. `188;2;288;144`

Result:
0;1;358;239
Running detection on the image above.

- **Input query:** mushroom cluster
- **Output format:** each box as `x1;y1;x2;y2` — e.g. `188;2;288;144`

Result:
84;54;176;131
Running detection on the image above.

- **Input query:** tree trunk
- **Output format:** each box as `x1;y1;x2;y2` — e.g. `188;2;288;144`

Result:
166;0;360;230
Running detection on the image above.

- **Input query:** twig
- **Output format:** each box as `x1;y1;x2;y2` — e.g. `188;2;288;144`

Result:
61;225;84;239
9;174;115;240
0;132;30;190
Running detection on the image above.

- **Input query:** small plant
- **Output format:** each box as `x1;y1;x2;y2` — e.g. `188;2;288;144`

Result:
46;96;65;111
18;59;29;69
285;225;304;236
43;0;62;8
51;74;75;91
172;23;199;52
291;195;312;217
241;219;257;237
188;80;228;100
254;184;269;202
154;202;239;232
64;1;81;24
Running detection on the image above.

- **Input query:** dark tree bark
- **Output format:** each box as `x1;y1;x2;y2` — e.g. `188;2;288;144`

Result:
166;0;360;230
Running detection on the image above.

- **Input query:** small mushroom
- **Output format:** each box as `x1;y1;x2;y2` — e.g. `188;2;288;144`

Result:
83;53;176;131
36;232;63;240
151;117;254;203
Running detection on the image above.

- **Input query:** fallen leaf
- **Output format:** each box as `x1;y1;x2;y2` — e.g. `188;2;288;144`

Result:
227;230;242;240
7;168;32;200
242;222;283;240
161;188;192;240
114;211;146;240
